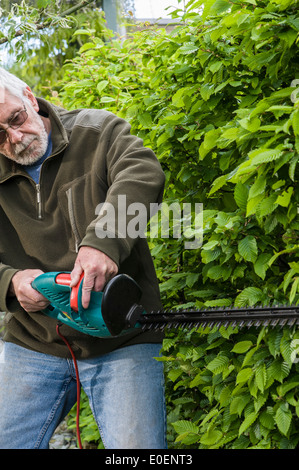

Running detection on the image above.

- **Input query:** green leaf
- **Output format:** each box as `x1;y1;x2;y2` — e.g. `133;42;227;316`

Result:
292;109;299;136
277;381;299;398
238;236;258;262
248;175;266;199
172;420;199;435
254;392;268;413
73;29;93;36
79;42;96;52
275;404;292;436
268;329;283;358
178;43;199;55
255;364;267;393
246;194;264;217
235;287;263;307
221;127;239;141
200;429;223;446
289;156;298;181
36;0;52;7
100;96;115;103
249;148;283;165
259;410;275;430
202;240;219;250
267;105;294;114
236;368;254;384
206;354;230;374
168;368;183;382
162;113;185;123
280;335;293;366
208;174;228;195
138;112;153;128
230;394;251;416
186;272;200;287
96;80;109;94
254;253;272;280
206;264;231;281
200;83;215;101
239;411;258;436
234;183;248;211
242;346;258;367
172;87;194;108
290;277;299;304
231;341;253;354
200;408;219;426
239;116;261;132
256;193;278;217
203;128;221;150
268;359;291;383
202;0;231;19
205;298;232;307
275;187;294;207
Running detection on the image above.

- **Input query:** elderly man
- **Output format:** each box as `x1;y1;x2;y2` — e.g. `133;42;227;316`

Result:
0;67;166;449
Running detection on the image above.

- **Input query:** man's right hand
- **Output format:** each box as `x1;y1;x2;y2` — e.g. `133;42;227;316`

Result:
9;269;50;312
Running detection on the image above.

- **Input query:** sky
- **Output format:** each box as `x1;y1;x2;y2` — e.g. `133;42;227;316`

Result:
134;0;182;19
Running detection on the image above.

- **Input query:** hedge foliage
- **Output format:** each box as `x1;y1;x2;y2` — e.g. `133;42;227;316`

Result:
59;0;299;448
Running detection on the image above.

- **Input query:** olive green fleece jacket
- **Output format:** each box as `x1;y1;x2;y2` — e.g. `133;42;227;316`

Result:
0;98;165;359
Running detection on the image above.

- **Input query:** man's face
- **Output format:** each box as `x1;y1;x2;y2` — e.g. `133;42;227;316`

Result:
0;88;48;165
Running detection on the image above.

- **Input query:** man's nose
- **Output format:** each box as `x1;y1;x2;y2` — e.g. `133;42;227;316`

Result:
6;127;23;144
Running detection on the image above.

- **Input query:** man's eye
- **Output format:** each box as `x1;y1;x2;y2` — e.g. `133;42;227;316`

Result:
11;112;24;126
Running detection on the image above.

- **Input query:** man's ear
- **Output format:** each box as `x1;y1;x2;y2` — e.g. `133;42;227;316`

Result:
23;86;39;112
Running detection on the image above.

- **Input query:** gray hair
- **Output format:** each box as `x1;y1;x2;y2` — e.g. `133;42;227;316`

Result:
0;67;28;103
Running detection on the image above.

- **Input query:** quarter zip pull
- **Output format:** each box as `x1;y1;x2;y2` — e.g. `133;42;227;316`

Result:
36;183;43;220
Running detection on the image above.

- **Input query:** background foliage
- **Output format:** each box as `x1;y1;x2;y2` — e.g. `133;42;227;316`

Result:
1;0;299;449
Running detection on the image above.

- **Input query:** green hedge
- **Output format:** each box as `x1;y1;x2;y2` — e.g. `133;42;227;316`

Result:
61;0;299;448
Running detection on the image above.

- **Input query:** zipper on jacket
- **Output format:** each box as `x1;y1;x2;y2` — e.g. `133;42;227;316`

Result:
36;184;42;220
66;187;81;253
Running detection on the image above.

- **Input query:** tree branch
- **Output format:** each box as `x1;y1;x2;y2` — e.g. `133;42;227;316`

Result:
0;0;99;45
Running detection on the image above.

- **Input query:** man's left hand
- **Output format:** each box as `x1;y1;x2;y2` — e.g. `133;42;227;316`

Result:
70;246;118;309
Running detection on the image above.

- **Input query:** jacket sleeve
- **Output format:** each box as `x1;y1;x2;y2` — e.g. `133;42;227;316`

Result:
79;112;165;267
0;263;19;312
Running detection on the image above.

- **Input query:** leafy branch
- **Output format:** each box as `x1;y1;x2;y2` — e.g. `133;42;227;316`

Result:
0;0;98;45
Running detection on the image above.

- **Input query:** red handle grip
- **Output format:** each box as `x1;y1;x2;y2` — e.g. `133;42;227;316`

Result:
55;272;84;312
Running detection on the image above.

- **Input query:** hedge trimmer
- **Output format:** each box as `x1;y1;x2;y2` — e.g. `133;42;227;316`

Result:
32;272;299;337
31;271;299;449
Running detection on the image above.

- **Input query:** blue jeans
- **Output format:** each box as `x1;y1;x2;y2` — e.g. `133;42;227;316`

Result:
0;341;166;449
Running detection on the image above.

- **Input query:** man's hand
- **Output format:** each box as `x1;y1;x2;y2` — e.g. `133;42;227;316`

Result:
70;246;118;309
9;269;50;312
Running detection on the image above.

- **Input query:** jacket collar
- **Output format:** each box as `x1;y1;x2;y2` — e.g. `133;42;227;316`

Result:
0;98;69;183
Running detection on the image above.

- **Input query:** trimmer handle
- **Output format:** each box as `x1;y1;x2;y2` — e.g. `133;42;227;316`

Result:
32;272;145;337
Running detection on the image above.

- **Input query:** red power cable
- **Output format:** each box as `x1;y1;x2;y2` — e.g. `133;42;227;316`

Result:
56;323;83;449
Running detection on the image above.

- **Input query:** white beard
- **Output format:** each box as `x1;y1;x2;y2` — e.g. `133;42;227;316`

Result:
3;110;49;165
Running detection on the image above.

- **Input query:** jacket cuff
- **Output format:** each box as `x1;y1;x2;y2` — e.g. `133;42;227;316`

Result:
0;265;19;312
